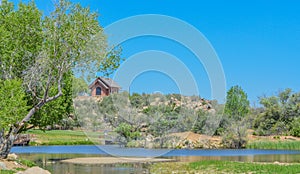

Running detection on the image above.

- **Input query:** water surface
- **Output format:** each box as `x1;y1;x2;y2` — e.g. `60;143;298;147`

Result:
12;145;300;174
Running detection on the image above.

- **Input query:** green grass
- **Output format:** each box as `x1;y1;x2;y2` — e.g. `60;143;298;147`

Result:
26;129;102;146
0;170;15;174
17;159;36;167
247;141;300;150
150;160;300;174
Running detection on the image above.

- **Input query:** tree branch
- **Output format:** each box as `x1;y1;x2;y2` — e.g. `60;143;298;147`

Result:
43;69;53;102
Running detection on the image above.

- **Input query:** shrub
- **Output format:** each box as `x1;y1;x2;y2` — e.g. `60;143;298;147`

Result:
290;118;300;137
222;121;248;149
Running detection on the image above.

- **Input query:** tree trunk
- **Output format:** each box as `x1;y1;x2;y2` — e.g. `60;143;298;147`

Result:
160;136;164;148
0;128;17;159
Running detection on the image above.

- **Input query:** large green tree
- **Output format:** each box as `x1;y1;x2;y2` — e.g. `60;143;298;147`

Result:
0;0;120;158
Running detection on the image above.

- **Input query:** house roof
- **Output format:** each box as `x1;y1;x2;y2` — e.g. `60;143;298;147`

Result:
89;77;121;89
100;77;120;88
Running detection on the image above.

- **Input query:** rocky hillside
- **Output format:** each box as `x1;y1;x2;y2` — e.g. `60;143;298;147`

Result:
73;92;222;148
146;94;216;113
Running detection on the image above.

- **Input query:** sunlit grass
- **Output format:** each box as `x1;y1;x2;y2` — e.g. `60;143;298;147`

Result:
26;129;102;145
247;141;300;150
0;170;15;174
150;160;300;174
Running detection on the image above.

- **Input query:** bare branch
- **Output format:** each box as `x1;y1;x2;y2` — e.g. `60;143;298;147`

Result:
43;69;53;102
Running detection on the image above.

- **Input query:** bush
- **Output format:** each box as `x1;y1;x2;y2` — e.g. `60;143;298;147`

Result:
290;118;300;137
222;121;248;149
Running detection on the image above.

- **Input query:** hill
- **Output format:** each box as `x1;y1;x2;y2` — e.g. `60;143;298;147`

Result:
73;92;224;148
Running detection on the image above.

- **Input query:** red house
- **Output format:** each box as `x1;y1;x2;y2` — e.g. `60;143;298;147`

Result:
89;77;121;97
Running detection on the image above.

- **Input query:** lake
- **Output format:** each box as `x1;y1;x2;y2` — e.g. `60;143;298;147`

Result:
12;145;300;174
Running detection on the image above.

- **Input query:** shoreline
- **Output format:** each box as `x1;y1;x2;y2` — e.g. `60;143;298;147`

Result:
60;157;175;165
24;129;300;150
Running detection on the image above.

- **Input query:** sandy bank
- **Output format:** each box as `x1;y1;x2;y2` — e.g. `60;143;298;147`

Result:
61;157;175;165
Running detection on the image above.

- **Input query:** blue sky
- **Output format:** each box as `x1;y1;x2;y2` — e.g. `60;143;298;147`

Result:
9;0;300;104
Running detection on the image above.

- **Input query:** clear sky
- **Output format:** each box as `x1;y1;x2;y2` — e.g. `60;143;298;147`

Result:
9;0;300;104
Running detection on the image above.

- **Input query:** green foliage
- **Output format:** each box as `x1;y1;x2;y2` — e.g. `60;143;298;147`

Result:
176;107;196;132
279;88;292;104
247;140;300;150
0;0;122;158
130;93;144;108
115;123;140;143
74;97;103;131
0;170;15;174
0;0;119;129
72;76;89;97
290;118;300;137
146;105;180;140
30;73;74;129
0;79;28;131
222;86;249;148
99;46;124;77
192;110;209;134
221;119;248;149
253;89;300;136
17;159;36;167
224;85;250;120
0;0;42;79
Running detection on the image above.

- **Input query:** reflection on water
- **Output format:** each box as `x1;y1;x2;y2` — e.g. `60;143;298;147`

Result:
17;153;300;174
172;154;300;163
14;146;300;174
18;154;148;174
48;162;147;174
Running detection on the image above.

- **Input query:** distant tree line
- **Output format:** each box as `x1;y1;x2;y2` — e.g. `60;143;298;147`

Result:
74;86;300;149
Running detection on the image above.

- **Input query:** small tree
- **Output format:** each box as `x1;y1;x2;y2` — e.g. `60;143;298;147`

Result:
222;85;250;149
224;85;250;120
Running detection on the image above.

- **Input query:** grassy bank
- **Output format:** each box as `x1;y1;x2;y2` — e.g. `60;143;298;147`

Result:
150;160;300;174
247;141;300;150
26;129;102;146
25;129;300;149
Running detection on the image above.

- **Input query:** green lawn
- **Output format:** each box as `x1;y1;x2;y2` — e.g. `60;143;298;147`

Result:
26;129;103;145
150;160;300;174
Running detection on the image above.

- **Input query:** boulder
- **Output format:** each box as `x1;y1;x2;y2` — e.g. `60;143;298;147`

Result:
7;153;18;161
0;162;6;170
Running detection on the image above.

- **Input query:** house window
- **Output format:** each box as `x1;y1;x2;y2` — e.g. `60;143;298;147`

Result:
96;87;101;95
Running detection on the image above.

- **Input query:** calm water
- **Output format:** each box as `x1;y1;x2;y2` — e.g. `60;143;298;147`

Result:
12;145;300;174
